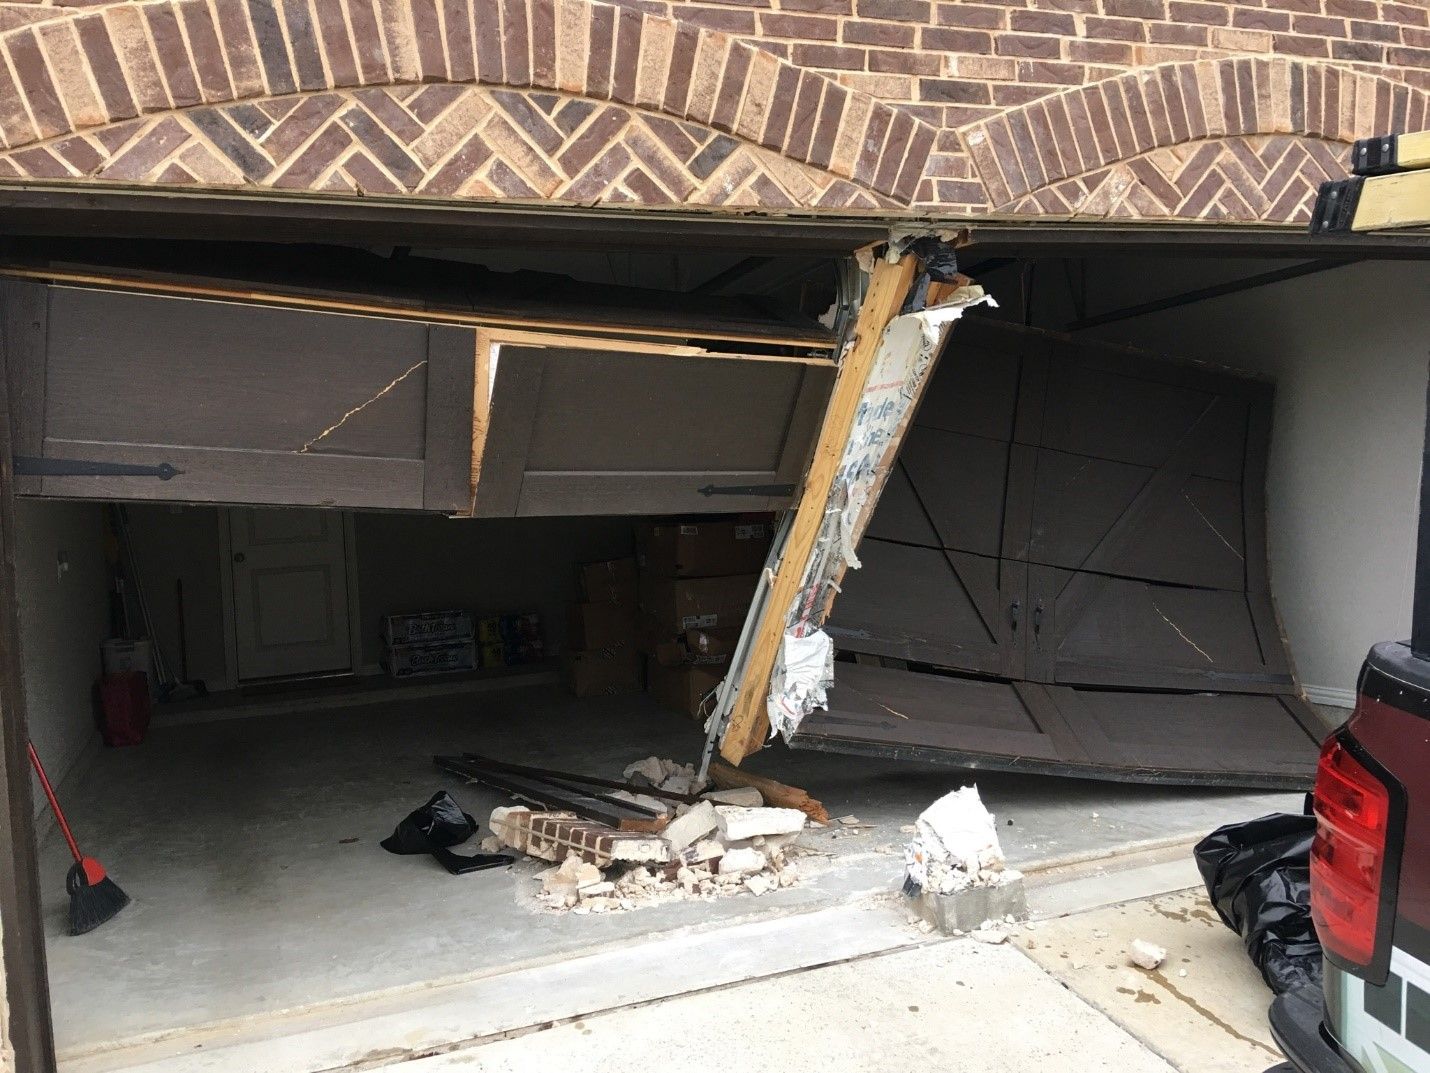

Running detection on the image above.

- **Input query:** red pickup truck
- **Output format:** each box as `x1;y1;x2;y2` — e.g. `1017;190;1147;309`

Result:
1270;640;1430;1071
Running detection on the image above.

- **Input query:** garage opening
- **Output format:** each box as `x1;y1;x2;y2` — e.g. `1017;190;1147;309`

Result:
7;233;1421;1069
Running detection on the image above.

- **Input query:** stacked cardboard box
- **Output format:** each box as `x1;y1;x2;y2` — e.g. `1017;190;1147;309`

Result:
381;610;476;677
636;520;771;719
477;613;545;668
566;557;643;697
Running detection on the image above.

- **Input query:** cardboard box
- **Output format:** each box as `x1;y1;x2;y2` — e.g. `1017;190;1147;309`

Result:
639;574;758;637
383;639;478;678
653;627;739;668
636;522;771;579
476;613;544;666
579;557;639;605
381;610;474;645
569;601;639;652
648;661;725;719
566;649;644;697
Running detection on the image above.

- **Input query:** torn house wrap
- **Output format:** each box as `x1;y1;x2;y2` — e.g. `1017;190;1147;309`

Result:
765;287;997;741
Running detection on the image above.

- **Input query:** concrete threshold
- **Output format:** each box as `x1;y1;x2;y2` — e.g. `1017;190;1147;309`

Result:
60;899;924;1073
60;837;1206;1073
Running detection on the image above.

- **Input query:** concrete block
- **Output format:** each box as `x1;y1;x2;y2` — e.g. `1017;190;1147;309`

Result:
663;800;719;851
714;806;805;841
910;877;1027;936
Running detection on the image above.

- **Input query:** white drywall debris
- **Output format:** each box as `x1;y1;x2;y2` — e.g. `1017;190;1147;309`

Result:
715;806;807;841
663;800;719;852
904;785;1020;895
1129;940;1167;970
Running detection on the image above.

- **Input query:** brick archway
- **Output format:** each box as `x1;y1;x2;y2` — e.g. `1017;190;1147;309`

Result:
960;58;1430;222
0;0;933;203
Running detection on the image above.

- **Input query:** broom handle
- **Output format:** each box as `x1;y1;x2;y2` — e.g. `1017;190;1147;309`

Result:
26;743;83;864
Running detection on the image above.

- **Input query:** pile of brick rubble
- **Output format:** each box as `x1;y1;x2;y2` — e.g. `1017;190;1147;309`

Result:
487;756;810;913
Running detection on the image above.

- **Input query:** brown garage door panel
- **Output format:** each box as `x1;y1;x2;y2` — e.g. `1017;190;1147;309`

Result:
1043;569;1293;693
795;663;1061;761
6;282;475;512
825;541;1020;676
475;345;832;517
811;318;1318;788
793;664;1319;788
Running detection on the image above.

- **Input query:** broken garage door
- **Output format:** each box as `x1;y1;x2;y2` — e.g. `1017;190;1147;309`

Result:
796;318;1323;788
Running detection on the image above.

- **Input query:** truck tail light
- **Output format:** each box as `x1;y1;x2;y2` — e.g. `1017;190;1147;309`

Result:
1311;735;1392;972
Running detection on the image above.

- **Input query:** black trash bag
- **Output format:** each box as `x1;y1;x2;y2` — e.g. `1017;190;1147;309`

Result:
1193;812;1321;994
382;791;512;876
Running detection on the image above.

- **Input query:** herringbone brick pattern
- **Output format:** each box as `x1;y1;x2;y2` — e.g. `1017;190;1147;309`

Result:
1003;133;1343;222
0;84;894;206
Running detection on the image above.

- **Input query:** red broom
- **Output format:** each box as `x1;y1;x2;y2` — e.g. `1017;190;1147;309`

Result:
27;743;130;935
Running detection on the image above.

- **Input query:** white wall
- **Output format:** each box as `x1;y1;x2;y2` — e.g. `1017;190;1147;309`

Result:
13;500;110;801
1081;259;1430;703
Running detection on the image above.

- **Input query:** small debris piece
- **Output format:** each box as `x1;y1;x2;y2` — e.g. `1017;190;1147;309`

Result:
718;847;766;875
662;800;719;851
479;835;501;853
970;925;1008;945
702;787;764;808
900;824;917;834
715;806;807;841
623;757;667;784
1129;940;1167;970
836;815;861;826
578;881;616;899
744;874;775;896
540;856;602;898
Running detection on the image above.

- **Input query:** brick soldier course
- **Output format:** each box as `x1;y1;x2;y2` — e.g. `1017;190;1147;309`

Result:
0;0;1422;221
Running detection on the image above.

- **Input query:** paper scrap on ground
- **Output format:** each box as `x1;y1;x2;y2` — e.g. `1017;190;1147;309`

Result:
905;785;1021;895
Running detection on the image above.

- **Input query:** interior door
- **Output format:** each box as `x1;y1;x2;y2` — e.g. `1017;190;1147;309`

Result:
801;318;1323;789
230;508;352;681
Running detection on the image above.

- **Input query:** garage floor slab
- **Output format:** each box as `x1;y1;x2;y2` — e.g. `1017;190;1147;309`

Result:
38;680;1301;1061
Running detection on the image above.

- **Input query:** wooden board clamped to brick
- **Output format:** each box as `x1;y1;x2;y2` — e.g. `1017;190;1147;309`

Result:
1351;131;1430;177
1310;170;1430;234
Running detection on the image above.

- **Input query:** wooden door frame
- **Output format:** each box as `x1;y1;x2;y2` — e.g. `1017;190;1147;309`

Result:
0;328;58;1070
218;508;362;689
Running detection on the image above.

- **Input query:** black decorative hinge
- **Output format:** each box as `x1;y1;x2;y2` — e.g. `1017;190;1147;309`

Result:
698;483;795;497
13;457;182;480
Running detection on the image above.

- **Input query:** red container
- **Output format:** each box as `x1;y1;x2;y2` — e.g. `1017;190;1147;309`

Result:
98;671;150;747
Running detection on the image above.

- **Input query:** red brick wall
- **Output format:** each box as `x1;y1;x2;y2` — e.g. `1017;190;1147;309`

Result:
0;0;1422;223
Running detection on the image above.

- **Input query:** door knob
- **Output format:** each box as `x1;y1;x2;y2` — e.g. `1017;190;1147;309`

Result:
1033;600;1044;636
1009;598;1021;633
233;552;246;563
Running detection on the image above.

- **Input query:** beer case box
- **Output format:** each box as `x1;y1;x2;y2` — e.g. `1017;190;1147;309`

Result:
383;639;477;678
647;660;725;719
569;601;639;652
636;522;771;579
381;610;474;646
566;649;643;697
653;627;739;668
639;574;758;637
579;557;639;605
